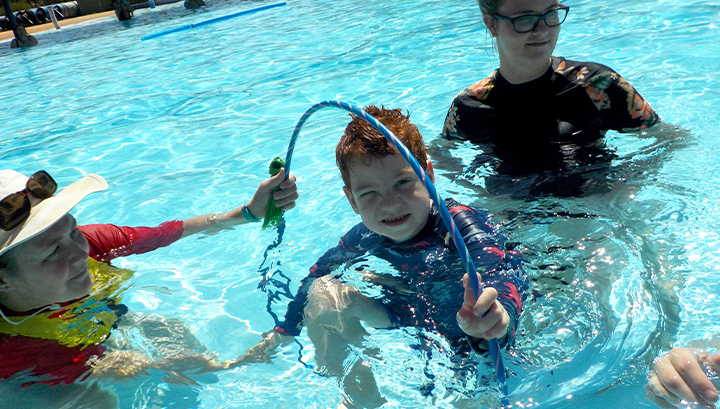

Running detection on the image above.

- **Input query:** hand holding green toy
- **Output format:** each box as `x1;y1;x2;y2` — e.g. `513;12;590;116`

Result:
263;157;286;229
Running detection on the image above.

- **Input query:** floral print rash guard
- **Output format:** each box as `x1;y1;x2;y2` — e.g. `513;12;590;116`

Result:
441;56;660;174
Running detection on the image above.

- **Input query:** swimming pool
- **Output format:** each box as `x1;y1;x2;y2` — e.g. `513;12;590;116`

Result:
1;0;719;407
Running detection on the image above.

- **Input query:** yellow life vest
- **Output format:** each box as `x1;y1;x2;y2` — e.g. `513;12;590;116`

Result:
0;258;133;349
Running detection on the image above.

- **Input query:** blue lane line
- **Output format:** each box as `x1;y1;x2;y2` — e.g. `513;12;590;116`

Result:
141;2;286;41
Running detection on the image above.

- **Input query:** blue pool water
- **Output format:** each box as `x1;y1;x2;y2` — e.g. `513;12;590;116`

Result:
1;0;720;407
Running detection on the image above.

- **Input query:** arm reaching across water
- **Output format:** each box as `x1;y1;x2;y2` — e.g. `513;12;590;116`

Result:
90;348;258;382
80;169;298;263
242;330;296;363
182;168;298;236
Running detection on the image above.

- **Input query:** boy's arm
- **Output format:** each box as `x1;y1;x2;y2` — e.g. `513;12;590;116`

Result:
274;227;368;336
244;226;369;361
448;201;528;349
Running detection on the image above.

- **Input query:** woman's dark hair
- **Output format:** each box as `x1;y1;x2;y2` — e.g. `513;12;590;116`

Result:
477;0;504;15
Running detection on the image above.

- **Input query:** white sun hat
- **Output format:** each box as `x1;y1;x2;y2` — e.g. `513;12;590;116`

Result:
0;170;107;257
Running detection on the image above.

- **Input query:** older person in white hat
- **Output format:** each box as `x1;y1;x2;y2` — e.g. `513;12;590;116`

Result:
0;168;297;386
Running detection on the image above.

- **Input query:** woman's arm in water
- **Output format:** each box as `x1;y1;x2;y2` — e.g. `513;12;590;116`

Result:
634;121;693;144
90;347;276;381
238;330;296;364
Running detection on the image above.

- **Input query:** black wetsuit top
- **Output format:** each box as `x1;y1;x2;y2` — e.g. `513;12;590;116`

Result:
275;199;528;351
442;56;660;176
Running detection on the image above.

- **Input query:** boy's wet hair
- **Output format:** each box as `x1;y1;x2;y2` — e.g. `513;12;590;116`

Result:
336;105;427;188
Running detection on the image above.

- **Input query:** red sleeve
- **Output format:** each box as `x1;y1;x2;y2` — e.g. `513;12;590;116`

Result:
79;221;185;263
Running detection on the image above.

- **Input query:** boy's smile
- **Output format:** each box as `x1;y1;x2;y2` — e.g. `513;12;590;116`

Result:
343;154;435;243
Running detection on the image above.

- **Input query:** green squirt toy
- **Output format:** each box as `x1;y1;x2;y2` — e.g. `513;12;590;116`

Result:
262;157;285;229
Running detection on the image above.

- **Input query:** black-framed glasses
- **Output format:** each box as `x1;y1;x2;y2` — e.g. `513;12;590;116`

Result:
0;170;57;231
493;6;570;33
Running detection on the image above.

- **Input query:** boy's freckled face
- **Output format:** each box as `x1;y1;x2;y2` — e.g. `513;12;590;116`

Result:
343;154;434;243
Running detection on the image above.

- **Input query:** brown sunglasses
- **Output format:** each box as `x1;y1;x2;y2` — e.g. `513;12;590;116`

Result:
0;170;58;231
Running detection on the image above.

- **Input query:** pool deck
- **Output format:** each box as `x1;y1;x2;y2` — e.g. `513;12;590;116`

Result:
0;11;115;42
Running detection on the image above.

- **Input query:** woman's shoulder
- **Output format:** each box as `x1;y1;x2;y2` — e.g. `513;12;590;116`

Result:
552;56;621;83
552;56;658;127
456;70;500;103
553;56;616;71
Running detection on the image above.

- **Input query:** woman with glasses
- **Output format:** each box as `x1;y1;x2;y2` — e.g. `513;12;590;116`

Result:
0;168;297;398
439;0;661;195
